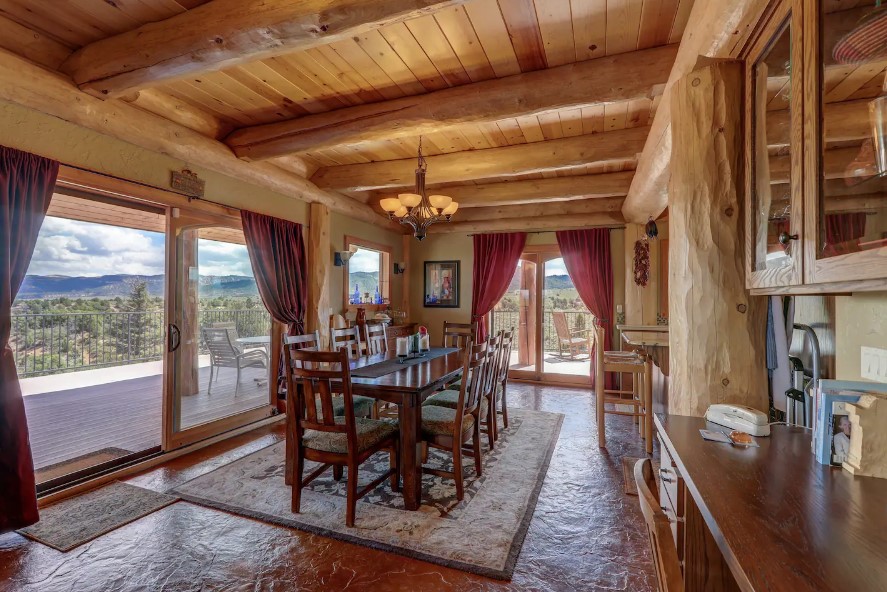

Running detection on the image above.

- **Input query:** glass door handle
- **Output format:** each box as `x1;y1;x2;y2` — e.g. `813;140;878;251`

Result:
168;323;181;352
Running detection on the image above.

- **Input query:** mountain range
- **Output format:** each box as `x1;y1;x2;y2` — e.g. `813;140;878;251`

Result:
507;273;575;291
18;274;259;299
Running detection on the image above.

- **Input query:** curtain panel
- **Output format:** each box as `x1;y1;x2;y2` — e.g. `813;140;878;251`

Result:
471;232;527;342
555;229;614;387
0;146;59;532
240;211;308;335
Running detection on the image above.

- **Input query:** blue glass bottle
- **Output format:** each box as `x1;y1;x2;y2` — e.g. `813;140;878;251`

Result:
352;283;361;305
374;285;381;304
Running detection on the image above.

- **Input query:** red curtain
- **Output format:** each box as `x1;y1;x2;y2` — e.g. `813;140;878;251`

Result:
822;213;867;257
240;211;307;335
1;147;59;532
556;229;613;388
471;232;527;342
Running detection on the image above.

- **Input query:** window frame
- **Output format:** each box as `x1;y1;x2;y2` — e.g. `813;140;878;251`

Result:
343;235;392;311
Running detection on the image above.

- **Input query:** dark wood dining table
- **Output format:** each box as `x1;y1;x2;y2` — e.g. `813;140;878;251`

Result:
347;349;465;510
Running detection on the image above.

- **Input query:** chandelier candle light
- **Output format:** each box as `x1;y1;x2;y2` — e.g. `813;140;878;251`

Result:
379;138;459;240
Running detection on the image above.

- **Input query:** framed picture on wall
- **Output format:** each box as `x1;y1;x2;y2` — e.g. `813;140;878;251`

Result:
424;260;460;308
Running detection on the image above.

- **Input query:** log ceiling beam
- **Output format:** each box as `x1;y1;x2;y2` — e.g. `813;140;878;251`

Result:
60;0;468;99
766;99;871;147
621;0;769;223
426;212;625;234
371;172;634;208
312;127;649;192
226;45;678;160
0;48;391;227
449;197;625;221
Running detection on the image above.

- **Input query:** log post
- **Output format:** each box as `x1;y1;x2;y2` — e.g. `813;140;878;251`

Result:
401;234;411;320
306;203;331;347
668;60;768;416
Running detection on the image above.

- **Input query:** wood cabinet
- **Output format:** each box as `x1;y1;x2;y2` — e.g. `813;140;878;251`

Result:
745;0;887;294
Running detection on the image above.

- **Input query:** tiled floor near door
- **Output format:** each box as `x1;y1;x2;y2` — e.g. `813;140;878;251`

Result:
0;383;656;592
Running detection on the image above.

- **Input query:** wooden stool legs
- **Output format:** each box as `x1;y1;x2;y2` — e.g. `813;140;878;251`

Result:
596;356;653;454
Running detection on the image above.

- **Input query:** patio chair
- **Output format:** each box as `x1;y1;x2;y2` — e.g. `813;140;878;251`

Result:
211;321;263;353
203;327;268;395
552;312;591;359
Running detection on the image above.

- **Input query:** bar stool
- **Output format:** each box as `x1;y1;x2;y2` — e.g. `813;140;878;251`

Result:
594;325;653;454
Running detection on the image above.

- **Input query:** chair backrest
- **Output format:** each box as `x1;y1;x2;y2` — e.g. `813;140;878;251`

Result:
285;347;359;455
483;333;503;400
363;323;388;355
552;312;571;341
442;320;477;349
593;324;605;397
496;328;515;386
452;341;489;430
283;331;322;352
202;327;239;367
634;459;684;592
331;326;363;359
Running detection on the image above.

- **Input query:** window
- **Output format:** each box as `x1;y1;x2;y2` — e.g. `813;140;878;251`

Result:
344;236;391;308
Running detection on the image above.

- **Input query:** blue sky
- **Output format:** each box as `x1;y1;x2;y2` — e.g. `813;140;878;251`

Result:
348;247;381;273
545;257;567;276
28;217;253;277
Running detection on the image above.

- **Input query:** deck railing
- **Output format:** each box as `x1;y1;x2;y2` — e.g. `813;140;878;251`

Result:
489;309;596;352
10;309;270;378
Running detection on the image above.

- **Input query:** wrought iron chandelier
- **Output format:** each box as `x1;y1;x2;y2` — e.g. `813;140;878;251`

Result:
379;138;459;240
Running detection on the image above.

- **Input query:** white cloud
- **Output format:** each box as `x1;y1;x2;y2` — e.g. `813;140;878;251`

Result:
197;239;253;276
544;257;568;276
348;248;381;273
29;217;165;276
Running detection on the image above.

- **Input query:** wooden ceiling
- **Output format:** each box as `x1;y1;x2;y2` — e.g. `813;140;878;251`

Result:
0;0;697;233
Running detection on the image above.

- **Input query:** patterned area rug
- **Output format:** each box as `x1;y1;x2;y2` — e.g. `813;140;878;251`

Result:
174;408;563;580
18;481;178;552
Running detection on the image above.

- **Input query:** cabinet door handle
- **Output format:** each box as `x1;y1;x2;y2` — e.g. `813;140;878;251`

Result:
778;231;799;246
658;468;674;483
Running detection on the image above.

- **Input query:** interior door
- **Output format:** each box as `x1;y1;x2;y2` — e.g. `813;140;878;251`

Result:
539;253;593;386
164;210;277;450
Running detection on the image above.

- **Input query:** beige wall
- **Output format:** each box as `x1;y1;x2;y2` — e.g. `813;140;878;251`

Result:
835;292;887;381
409;230;626;334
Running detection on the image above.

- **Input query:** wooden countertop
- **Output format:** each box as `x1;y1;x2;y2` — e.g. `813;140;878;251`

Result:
655;414;887;592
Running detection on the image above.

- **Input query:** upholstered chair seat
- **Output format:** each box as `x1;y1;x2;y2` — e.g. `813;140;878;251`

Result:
303;417;398;454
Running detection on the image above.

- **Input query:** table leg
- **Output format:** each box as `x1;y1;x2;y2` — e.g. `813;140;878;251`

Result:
399;395;422;510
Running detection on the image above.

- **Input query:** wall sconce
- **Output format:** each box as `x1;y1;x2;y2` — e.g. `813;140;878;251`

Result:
334;251;354;267
393;262;406;275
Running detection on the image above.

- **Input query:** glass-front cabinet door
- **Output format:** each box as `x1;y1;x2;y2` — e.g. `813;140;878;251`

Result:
804;0;887;283
746;0;805;289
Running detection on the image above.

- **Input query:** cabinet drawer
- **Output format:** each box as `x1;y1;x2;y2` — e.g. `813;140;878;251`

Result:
658;435;684;518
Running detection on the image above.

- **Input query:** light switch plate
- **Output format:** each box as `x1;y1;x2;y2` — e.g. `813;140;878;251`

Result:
861;346;887;382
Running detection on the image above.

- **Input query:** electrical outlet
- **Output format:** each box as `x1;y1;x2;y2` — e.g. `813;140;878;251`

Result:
861;346;887;382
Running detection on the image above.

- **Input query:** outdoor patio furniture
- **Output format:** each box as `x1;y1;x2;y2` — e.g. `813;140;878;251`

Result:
552;311;591;359
202;327;268;395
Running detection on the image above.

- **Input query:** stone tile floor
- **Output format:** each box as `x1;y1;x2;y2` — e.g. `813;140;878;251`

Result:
0;382;656;592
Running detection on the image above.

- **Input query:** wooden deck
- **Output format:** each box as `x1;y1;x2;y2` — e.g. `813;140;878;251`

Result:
23;364;269;480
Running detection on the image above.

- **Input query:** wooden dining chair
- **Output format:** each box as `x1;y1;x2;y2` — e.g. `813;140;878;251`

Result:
285;347;400;527
634;459;684;592
362;323;388;355
442;320;477;349
479;332;502;449
282;331;376;485
420;341;487;501
594;325;653;454
493;328;515;432
331;326;363;359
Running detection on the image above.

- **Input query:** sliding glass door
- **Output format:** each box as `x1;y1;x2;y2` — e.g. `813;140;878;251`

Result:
490;246;593;386
13;191;167;491
164;212;277;450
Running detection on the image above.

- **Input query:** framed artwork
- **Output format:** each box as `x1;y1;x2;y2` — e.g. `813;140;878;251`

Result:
424;260;460;308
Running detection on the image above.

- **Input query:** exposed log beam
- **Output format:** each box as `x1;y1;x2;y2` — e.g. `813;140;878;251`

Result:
415;172;634;208
449;197;624;221
312;127;648;192
0;48;391;227
121;89;234;140
60;0;468;99
227;46;678;160
426;212;624;234
622;0;769;223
